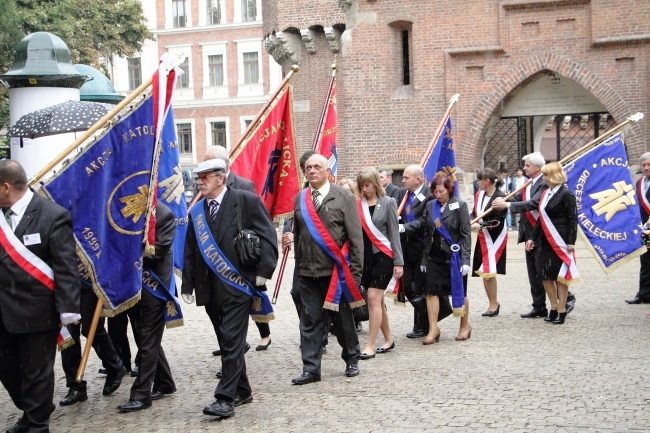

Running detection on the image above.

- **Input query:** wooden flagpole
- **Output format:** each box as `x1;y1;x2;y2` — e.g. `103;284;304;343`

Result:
397;94;460;216
470;112;644;224
311;57;337;150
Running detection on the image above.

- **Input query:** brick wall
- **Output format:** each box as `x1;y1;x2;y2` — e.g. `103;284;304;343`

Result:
263;0;650;180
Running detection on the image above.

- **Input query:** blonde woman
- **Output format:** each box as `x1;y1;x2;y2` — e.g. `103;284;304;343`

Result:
525;162;580;324
355;168;403;359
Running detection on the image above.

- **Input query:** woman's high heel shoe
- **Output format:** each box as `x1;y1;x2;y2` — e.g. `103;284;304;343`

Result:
422;333;441;345
455;326;472;341
553;312;567;325
544;310;558;322
482;304;500;317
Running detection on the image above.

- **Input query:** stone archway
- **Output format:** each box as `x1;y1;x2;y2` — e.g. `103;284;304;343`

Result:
465;52;631;165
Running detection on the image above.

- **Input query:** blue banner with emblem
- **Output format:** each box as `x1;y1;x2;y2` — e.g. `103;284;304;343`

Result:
156;106;188;285
564;132;645;273
422;117;459;196
40;95;158;313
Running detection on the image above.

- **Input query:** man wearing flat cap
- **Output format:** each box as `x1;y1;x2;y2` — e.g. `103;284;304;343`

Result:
181;158;278;418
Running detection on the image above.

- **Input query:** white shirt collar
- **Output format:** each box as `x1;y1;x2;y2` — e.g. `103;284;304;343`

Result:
411;183;425;197
7;189;33;230
531;173;543;185
314;180;330;198
209;186;227;207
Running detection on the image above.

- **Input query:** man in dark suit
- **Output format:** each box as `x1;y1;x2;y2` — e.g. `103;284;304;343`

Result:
117;202;177;412
182;158;278;418
379;168;403;202
291;154;363;385
625;152;650;304
0;160;80;433
204;145;271;354
399;165;433;338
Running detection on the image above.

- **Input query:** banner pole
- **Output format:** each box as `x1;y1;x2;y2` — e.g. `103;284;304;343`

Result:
470;112;644;224
397;94;460;216
228;65;299;159
75;298;104;382
28;78;154;187
311;57;337;151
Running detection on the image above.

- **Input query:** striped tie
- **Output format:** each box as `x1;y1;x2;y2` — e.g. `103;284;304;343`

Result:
311;190;321;211
209;200;219;220
3;208;13;230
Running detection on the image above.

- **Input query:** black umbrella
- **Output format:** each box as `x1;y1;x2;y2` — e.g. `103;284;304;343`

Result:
7;100;114;138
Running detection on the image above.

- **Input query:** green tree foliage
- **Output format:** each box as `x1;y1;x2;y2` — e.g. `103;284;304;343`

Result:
0;0;153;135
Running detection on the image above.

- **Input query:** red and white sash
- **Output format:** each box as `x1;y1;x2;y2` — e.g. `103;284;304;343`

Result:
474;191;508;279
637;177;650;221
357;198;400;298
0;215;73;350
522;181;539;227
537;189;581;285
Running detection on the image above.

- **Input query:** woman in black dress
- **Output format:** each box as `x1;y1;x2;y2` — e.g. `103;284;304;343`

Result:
421;174;472;344
471;168;508;317
525;162;580;325
356;168;403;359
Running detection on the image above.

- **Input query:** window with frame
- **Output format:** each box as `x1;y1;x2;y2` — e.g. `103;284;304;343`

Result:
127;58;142;91
208;55;224;86
243;52;258;84
177;58;189;88
210;122;227;148
206;0;221;25
172;0;186;28
177;123;193;154
241;0;256;22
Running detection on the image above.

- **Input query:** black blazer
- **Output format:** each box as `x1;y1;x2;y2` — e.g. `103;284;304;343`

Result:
422;196;472;267
531;184;578;247
182;188;278;306
509;176;548;243
399;186;433;264
228;172;256;194
473;189;508;240
0;193;79;334
638;177;650;224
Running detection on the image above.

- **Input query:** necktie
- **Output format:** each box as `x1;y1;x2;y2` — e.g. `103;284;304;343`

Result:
311;190;321;210
3;208;14;230
209;200;219;220
644;178;649;195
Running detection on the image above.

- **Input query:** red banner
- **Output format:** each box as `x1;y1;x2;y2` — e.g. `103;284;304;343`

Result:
315;79;338;183
230;87;299;218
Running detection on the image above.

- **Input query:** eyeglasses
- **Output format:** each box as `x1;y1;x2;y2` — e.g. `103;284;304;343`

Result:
195;173;219;181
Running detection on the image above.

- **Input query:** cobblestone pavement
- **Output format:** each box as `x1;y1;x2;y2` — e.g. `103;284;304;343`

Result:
2;234;649;432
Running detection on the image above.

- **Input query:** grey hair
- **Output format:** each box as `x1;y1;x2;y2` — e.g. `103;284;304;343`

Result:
204;145;230;169
640;152;650;164
523;152;545;168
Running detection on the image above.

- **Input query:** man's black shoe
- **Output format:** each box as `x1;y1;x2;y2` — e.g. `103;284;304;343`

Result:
406;330;426;338
103;366;126;396
98;368;107;375
203;399;235;417
345;364;360;377
130;365;139;377
6;420;28;433
566;292;576;314
215;368;222;378
118;399;152;412
625;296;650;304
212;349;221;356
233;394;253;407
520;308;548;318
60;388;88;406
151;390;174;401
291;372;321;385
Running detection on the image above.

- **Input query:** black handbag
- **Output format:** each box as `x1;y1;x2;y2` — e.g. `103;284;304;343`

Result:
353;285;370;322
233;192;261;267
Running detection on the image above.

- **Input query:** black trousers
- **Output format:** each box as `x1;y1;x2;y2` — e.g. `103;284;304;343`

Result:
403;260;428;333
526;247;547;311
107;312;137;371
636;249;650;301
205;284;252;401
298;276;360;376
61;288;123;390
0;310;58;432
129;290;175;403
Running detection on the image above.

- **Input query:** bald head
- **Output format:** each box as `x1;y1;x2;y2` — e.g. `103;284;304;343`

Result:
0;160;28;207
204;145;230;170
402;164;424;192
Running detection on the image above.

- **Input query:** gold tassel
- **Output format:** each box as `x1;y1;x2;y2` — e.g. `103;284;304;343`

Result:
165;319;185;329
557;276;582;286
57;338;75;352
323;302;340;312
452;306;466;317
348;299;366;309
251;313;275;323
